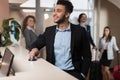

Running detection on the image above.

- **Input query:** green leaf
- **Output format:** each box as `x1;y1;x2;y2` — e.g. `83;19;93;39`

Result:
14;27;20;41
1;18;21;46
11;20;21;29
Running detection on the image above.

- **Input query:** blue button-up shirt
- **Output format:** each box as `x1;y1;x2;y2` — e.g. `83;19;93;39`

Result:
54;24;74;70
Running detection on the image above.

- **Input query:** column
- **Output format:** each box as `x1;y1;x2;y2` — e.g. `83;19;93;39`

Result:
0;0;9;32
35;0;44;35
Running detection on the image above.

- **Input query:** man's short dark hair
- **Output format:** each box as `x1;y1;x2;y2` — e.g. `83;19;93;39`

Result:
78;13;86;23
57;0;73;13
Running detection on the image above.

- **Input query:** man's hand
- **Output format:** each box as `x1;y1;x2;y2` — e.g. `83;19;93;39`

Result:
29;48;39;58
117;50;120;53
79;75;85;80
100;48;104;53
92;46;97;51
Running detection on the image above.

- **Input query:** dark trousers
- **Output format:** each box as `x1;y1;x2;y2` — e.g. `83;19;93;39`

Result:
64;69;80;79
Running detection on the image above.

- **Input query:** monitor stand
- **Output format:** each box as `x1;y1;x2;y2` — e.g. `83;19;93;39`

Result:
8;67;15;76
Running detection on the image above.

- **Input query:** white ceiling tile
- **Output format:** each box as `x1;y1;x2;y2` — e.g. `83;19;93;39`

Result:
9;0;28;4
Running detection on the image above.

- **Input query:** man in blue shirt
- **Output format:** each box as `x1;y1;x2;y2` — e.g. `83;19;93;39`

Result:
29;0;91;80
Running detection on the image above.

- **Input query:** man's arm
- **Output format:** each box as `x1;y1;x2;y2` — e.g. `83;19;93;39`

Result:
87;25;96;48
29;29;46;57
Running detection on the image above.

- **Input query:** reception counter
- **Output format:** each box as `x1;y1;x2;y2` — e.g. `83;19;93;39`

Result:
0;45;78;80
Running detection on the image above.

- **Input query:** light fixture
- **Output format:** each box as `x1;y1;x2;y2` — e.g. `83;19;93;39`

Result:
44;13;49;20
22;9;35;12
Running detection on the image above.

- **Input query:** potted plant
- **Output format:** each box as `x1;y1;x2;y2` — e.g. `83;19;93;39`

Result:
0;18;21;46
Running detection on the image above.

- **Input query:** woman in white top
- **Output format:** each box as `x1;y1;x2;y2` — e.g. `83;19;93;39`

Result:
99;26;120;80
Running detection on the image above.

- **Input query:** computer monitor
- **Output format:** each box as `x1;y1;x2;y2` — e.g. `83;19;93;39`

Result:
0;48;14;77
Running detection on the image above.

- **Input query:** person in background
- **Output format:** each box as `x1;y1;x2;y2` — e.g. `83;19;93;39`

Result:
78;13;97;50
99;26;120;80
29;0;91;80
22;15;37;50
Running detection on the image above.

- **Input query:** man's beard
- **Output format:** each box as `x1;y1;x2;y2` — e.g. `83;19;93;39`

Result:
56;15;66;24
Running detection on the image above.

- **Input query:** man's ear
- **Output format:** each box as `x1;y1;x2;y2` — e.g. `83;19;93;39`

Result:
65;12;70;18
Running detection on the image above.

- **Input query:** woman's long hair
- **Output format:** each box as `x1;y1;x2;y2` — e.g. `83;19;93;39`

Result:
102;26;112;42
22;15;36;36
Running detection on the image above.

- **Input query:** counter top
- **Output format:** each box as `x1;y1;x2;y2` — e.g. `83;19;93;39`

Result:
0;45;78;80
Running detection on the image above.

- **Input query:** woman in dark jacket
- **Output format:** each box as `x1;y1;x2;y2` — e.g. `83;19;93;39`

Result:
22;15;37;50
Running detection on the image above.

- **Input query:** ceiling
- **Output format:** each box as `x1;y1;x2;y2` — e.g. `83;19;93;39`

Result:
9;0;120;9
108;0;120;9
9;0;28;10
9;0;27;4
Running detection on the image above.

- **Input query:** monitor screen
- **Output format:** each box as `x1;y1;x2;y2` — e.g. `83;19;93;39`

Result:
0;48;14;76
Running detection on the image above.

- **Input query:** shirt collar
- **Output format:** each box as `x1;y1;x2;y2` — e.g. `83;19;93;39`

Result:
56;23;71;32
80;23;87;27
27;26;35;32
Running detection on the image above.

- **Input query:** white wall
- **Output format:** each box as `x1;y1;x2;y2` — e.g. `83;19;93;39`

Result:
96;0;120;47
95;0;120;67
